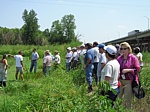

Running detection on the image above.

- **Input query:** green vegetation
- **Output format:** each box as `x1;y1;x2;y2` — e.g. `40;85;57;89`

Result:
0;9;79;45
0;44;149;112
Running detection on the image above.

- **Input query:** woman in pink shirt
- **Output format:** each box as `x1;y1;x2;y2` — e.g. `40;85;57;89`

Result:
117;42;140;109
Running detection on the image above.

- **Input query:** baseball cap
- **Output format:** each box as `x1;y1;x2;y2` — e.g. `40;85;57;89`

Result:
67;47;71;50
98;44;105;49
72;47;77;50
80;44;85;47
104;45;117;55
135;47;140;51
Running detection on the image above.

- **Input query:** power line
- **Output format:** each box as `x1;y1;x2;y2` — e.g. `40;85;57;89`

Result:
8;0;150;11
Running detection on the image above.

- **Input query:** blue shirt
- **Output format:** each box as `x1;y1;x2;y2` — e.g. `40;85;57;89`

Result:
84;48;95;64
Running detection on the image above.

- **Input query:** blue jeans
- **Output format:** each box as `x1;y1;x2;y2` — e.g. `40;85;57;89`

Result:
66;62;71;71
85;64;94;86
30;60;37;73
43;66;50;77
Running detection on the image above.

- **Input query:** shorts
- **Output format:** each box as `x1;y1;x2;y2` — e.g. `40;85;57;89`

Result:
16;67;23;74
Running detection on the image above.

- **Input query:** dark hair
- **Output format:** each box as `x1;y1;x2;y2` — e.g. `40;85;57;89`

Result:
19;51;23;54
106;51;116;59
3;54;6;59
134;48;139;54
93;41;98;46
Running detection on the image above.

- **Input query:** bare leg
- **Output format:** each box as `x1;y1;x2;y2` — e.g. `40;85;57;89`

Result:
16;71;19;80
20;73;24;81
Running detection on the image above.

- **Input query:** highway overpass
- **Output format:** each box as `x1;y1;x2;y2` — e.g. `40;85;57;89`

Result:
105;30;150;52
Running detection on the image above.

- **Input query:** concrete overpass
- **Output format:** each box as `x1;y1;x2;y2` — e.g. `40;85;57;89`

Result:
105;30;150;52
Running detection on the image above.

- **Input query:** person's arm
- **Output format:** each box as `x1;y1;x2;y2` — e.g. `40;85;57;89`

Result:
43;63;46;68
4;59;8;70
100;54;107;70
105;76;110;82
43;57;47;68
139;55;143;62
36;53;39;61
20;61;24;68
85;58;91;68
101;63;106;70
122;55;140;74
8;54;14;58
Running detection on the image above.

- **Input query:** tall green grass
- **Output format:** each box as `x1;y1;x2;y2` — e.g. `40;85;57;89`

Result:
0;44;149;112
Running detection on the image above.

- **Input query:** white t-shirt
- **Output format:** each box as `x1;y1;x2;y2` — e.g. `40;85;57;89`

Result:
72;52;78;61
101;59;120;89
97;53;107;77
14;55;23;67
136;52;143;66
92;47;100;63
66;52;72;63
55;54;61;64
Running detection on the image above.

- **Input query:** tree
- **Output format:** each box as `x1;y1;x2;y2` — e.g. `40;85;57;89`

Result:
49;20;65;44
22;9;39;45
61;14;76;43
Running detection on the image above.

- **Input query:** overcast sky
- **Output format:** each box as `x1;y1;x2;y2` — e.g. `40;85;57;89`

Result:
0;0;150;43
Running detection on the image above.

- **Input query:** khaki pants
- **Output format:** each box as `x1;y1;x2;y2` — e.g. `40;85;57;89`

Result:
118;80;132;109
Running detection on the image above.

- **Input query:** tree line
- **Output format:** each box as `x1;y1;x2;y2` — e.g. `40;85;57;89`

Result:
0;9;80;45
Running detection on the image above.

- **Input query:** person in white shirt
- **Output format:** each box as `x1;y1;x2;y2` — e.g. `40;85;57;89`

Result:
71;47;78;69
92;41;100;84
78;45;86;68
66;47;72;71
101;45;120;102
54;50;61;69
97;44;107;85
134;47;144;69
9;51;24;81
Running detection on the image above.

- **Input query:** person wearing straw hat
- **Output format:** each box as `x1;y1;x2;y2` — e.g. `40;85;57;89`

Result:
43;50;52;77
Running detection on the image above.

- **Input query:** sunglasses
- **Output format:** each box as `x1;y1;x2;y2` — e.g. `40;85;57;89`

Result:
120;48;128;50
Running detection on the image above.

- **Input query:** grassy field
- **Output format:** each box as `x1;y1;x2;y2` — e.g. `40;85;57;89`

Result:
0;44;149;112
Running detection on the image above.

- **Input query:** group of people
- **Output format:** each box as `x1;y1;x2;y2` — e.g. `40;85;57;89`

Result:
0;42;143;109
65;41;143;109
0;48;61;87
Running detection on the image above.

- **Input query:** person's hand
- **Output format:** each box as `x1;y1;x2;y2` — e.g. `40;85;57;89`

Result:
122;69;132;74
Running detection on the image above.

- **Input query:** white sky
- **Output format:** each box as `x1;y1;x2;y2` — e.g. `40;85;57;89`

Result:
0;0;150;43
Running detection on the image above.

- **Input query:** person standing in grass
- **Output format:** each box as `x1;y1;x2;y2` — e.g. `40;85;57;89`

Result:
71;47;78;69
97;44;107;85
92;41;100;85
0;54;8;87
43;50;52;77
133;47;144;69
117;42;140;109
101;45;120;102
29;48;39;73
8;51;25;81
84;43;95;92
65;47;72;71
54;50;61;69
